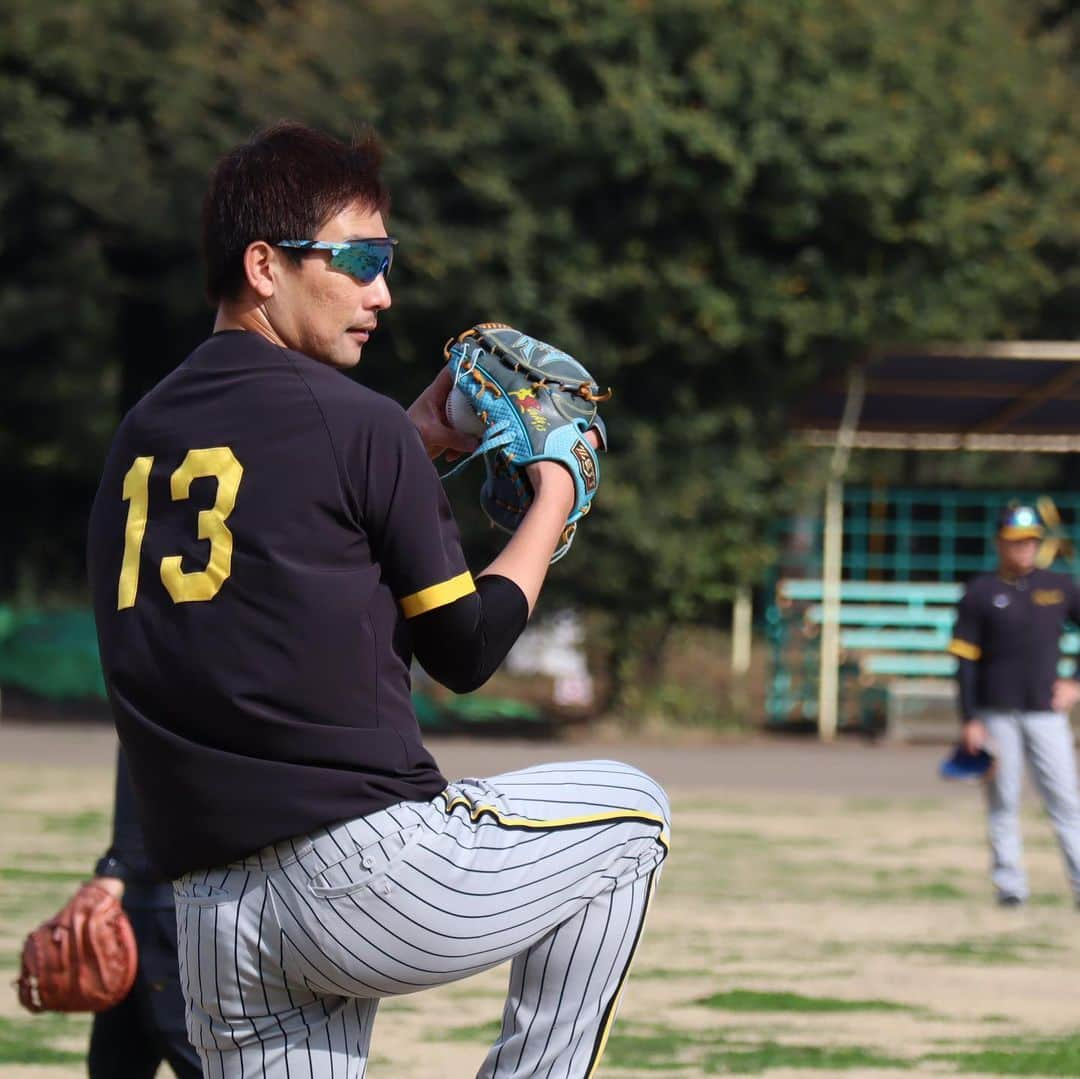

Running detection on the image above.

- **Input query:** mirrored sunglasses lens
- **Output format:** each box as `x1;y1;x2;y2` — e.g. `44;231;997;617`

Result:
332;243;393;283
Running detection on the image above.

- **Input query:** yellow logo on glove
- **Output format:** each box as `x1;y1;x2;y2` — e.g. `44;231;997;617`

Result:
510;388;549;431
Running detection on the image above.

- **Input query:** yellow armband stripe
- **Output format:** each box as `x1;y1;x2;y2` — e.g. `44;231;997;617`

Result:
948;638;981;661
400;570;476;618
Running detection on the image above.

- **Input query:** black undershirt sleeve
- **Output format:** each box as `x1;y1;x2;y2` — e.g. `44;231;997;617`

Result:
949;585;982;724
94;745;155;881
410;574;530;694
956;658;978;724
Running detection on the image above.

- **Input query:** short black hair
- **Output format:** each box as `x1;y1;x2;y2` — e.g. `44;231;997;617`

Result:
201;121;390;305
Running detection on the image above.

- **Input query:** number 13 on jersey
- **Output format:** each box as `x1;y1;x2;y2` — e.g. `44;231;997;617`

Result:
117;447;244;610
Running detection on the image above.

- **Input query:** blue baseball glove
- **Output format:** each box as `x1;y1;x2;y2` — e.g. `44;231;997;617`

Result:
442;323;610;562
938;745;996;781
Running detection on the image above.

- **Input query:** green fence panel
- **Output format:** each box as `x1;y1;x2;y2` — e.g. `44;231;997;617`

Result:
0;610;107;701
766;487;1080;728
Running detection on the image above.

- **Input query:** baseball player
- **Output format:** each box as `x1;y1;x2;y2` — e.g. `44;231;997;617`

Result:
948;502;1080;907
86;121;669;1078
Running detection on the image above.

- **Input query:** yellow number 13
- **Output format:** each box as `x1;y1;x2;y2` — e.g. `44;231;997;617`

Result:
117;447;244;610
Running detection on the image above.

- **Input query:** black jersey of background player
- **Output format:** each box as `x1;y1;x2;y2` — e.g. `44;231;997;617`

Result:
88;331;475;878
948;567;1080;714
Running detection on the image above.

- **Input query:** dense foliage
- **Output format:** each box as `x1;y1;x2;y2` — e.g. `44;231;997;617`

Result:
2;0;1077;704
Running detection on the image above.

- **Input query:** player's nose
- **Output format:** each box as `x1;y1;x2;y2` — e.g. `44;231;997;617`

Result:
365;273;391;311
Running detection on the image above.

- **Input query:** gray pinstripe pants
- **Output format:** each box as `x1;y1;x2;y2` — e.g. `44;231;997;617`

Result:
174;760;671;1078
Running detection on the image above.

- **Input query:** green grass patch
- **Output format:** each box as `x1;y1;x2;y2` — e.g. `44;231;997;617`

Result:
435;1021;818;1074
436;1019;502;1043
704;1041;911;1073
0;1013;90;1064
603;1027;704;1071
900;936;1057;964
816;939;860;958
434;985;504;1000
708;829;771;844
601;1025;912;1074
1029;893;1067;908
1;850;80;865
633;967;713;980
928;1032;1080;1075
829;874;974;903
378;999;419;1013
0;867;86;884
41;809;107;836
698;989;914;1014
904;880;971;900
843;798;894;813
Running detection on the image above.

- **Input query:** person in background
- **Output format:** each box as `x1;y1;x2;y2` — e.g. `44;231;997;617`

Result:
88;747;200;1078
949;502;1080;908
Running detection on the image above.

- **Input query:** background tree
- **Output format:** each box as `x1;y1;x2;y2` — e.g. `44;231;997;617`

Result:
0;0;374;596
1;0;1077;714
350;0;1080;704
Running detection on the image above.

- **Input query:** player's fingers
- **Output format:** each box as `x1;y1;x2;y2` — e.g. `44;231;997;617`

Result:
585;414;608;452
407;367;454;423
440;426;479;454
429;365;454;403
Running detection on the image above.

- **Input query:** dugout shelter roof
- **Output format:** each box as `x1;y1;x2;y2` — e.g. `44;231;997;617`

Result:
796;341;1080;452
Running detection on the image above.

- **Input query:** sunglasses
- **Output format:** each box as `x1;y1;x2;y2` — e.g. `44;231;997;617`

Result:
276;237;397;283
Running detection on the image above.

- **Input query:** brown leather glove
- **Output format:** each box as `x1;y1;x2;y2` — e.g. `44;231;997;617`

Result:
16;882;138;1012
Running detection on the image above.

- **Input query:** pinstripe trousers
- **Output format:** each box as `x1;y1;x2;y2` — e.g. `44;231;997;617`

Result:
173;760;671;1078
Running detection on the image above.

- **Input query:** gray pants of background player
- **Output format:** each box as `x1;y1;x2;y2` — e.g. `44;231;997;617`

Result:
983;711;1080;902
173;760;670;1078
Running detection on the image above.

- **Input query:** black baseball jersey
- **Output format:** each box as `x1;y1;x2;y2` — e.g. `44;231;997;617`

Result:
948;568;1080;715
88;331;477;878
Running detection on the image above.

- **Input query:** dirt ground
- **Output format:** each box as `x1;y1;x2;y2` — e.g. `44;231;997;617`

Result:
2;720;1078;1078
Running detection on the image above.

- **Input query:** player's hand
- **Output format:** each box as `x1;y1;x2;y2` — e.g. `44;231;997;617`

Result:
525;460;576;514
524;427;602;503
407;368;480;461
1052;678;1080;714
91;876;125;901
961;719;986;755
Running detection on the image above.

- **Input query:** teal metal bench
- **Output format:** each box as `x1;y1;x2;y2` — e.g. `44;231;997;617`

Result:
806;604;956;628
780;581;963;603
862;653;1077;678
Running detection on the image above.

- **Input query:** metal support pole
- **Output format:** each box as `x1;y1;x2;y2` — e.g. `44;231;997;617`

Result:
734;587;751;678
732;585;752;676
817;366;866;742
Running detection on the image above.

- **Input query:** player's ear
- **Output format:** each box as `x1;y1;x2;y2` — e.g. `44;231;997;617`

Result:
243;241;277;299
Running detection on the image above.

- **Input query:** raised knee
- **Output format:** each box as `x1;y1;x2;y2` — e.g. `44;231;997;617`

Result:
587;759;671;831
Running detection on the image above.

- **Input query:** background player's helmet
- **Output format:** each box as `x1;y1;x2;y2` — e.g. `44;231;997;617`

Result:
997;503;1044;540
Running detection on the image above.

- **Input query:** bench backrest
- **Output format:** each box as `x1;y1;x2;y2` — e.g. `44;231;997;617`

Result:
778;580;963;605
775;578;1077;680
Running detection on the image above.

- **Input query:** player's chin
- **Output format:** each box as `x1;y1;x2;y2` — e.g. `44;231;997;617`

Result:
329;334;365;368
